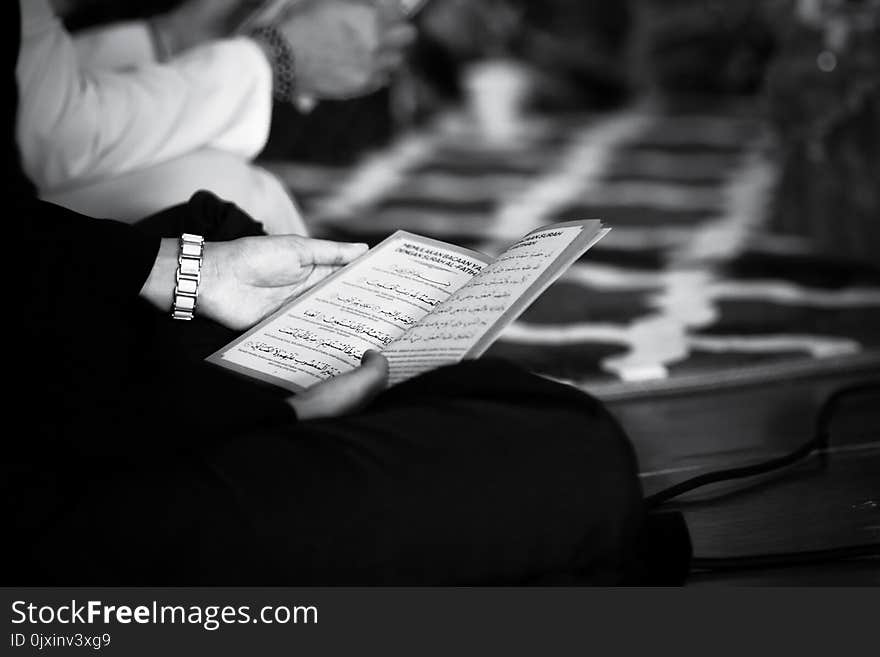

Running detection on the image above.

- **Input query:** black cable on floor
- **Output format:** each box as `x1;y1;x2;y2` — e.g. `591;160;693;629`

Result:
644;381;880;509
642;381;880;574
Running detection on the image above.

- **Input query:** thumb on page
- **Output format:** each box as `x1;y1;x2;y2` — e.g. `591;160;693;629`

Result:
287;350;389;420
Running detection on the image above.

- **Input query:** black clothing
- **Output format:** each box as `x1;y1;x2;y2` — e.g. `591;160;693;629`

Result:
5;0;647;585
28;357;644;585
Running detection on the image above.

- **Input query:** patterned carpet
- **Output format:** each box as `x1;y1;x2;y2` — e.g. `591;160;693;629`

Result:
264;101;880;400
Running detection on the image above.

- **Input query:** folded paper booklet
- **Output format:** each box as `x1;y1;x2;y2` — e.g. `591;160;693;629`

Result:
208;219;607;391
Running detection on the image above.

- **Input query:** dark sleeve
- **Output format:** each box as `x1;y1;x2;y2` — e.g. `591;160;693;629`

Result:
14;195;298;465
20;196;160;316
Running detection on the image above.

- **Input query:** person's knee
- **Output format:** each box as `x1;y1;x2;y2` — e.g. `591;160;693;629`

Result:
527;401;644;581
378;358;596;408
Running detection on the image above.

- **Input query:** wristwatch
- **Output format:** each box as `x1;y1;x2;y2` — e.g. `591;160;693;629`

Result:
171;233;204;320
248;24;298;105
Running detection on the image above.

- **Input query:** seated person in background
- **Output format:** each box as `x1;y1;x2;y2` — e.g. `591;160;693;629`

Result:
511;0;632;110
16;0;416;234
7;1;648;585
404;0;632;117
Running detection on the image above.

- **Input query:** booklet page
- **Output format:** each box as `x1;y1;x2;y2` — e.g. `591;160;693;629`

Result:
208;232;491;391
383;220;605;385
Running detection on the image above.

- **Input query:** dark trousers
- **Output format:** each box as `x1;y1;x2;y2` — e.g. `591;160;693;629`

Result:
16;194;646;585
29;358;644;585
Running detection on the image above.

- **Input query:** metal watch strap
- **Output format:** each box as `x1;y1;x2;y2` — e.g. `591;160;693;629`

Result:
171;233;204;320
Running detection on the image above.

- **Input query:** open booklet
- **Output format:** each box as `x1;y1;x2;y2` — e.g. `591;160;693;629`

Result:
208;219;608;391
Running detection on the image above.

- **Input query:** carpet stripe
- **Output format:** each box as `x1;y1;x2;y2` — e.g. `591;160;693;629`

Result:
490;110;653;240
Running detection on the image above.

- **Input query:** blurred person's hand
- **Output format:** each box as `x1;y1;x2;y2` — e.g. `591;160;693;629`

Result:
140;235;367;329
150;0;266;58
287;350;389;419
420;0;522;59
274;0;417;99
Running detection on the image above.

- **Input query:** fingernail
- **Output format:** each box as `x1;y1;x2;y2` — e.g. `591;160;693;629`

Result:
362;349;378;363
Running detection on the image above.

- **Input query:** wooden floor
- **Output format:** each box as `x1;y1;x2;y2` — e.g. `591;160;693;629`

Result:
601;360;880;585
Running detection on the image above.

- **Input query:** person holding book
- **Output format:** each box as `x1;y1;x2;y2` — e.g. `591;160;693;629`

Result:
16;0;416;234
7;1;646;585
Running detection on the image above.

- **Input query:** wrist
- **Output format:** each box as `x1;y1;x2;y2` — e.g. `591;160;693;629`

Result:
193;241;222;322
248;25;299;103
139;238;178;310
147;13;180;61
139;236;216;318
170;233;206;320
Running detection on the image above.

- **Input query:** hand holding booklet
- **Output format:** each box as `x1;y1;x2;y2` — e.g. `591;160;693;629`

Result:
208;220;607;391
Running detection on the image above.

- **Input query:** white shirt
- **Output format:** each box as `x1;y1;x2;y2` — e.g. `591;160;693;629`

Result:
16;0;274;192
